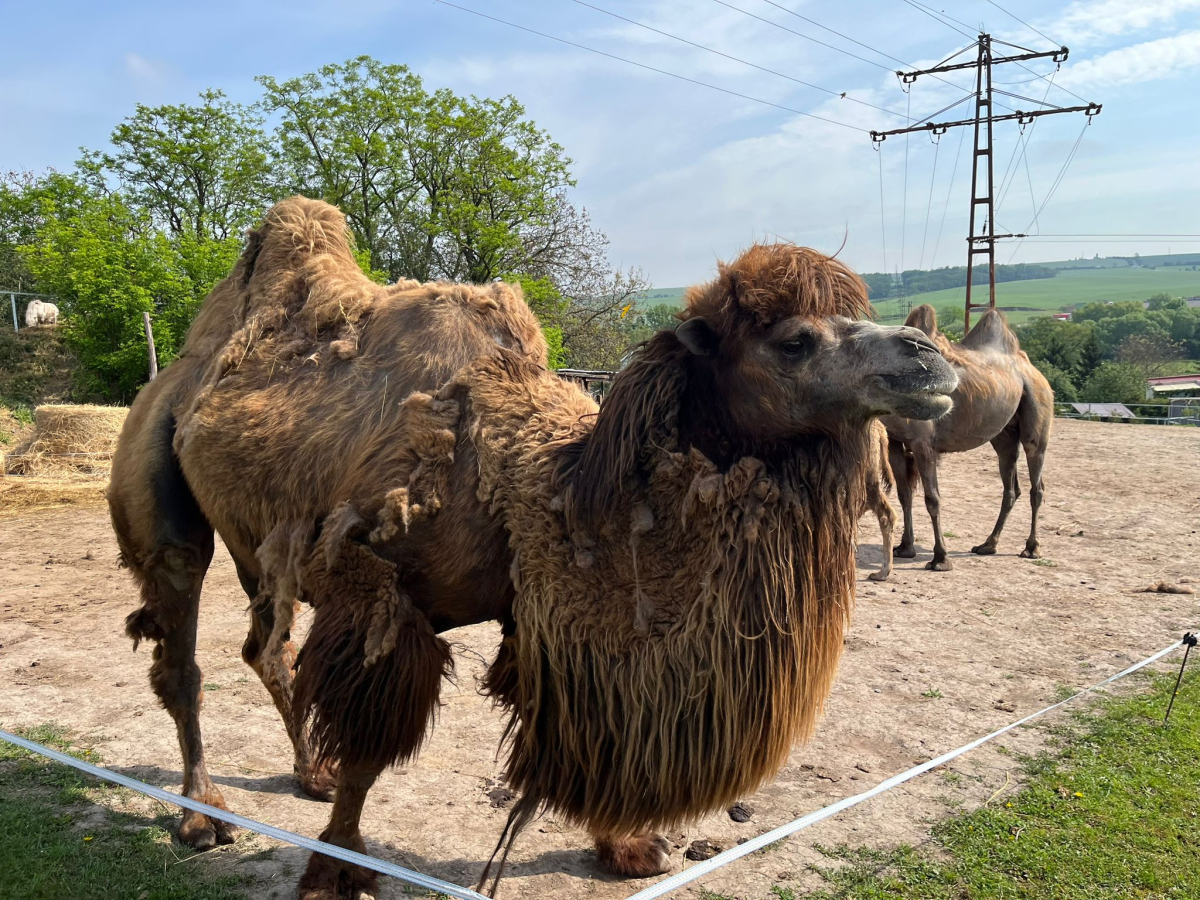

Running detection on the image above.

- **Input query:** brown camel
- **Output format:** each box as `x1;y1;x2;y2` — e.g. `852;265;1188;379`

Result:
109;198;957;898
882;304;1054;571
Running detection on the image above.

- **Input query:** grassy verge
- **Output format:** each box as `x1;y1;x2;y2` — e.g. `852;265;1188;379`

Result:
0;724;248;900
781;668;1200;899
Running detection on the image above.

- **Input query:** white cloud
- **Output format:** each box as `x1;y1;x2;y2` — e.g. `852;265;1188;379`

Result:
1059;30;1200;89
123;52;168;83
1045;0;1200;45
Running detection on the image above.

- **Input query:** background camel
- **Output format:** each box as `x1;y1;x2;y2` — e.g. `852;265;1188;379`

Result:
110;198;957;898
883;304;1054;570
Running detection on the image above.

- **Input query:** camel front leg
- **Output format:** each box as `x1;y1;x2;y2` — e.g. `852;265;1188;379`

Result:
591;829;673;879
888;440;917;558
972;428;1020;555
867;473;895;581
297;765;380;900
913;445;951;571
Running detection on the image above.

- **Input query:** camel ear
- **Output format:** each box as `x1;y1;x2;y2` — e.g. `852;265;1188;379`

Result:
676;316;719;357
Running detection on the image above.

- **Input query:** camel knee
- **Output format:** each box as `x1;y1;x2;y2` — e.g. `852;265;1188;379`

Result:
594;832;672;879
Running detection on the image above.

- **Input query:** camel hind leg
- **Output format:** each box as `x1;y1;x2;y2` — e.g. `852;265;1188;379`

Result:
1019;419;1049;560
110;370;237;851
971;423;1020;555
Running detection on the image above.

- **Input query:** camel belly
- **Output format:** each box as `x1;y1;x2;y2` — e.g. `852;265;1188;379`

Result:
934;375;1023;454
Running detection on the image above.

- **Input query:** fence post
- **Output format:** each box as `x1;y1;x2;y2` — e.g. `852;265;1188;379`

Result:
10;293;16;332
143;311;158;381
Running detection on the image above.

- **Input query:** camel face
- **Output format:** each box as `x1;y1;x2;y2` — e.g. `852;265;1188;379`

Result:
677;313;957;440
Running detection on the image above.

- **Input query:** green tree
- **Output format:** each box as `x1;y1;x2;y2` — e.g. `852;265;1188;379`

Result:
81;90;272;241
259;57;575;284
1033;359;1077;402
1080;362;1147;404
0;171;92;291
1015;317;1102;383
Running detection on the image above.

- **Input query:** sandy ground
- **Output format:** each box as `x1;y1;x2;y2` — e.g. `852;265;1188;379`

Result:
1;418;1197;900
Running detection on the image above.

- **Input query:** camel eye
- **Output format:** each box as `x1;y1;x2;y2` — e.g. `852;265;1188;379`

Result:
780;335;811;357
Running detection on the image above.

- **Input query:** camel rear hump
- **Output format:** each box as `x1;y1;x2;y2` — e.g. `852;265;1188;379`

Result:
961;308;1020;354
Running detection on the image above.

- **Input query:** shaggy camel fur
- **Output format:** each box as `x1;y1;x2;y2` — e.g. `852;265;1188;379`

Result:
112;197;958;899
24;299;59;327
109;197;547;850
883;304;1054;570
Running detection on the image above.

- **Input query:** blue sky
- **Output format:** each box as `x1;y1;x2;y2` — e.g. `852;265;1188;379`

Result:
2;0;1198;285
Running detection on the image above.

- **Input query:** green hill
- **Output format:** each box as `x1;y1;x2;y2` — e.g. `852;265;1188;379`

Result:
873;267;1200;325
642;253;1200;325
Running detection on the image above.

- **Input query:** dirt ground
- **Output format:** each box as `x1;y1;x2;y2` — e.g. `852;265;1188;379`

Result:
1;418;1197;900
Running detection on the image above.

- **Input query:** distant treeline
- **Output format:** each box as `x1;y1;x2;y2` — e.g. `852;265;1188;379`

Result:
861;263;1057;300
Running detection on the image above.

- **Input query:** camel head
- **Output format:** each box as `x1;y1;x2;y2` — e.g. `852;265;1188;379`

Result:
676;243;957;443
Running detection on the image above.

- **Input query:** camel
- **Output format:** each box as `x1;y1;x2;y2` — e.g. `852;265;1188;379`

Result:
882;304;1054;571
109;198;957;899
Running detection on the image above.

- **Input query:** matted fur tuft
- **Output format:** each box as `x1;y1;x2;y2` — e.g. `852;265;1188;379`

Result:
684;243;871;328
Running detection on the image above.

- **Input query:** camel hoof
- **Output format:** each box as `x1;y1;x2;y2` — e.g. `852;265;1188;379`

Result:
298;760;339;802
971;543;997;555
299;852;378;900
925;558;952;572
868;570;891;582
893;545;917;559
596;833;673;879
1020;547;1041;559
178;807;239;850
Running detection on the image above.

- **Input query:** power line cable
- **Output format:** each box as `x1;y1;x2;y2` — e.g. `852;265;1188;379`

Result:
433;1;868;131
756;0;925;71
919;133;942;269
982;0;1061;48
709;0;895;71
877;144;889;274
898;0;976;39
572;0;909;119
1007;119;1089;261
902;89;912;273
996;70;1055;212
931;124;967;266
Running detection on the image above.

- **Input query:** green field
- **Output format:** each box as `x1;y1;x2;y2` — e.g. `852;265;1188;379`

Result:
642;256;1200;325
873;267;1200;324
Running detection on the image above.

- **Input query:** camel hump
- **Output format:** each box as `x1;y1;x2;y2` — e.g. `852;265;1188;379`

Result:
962;308;1018;352
904;304;938;338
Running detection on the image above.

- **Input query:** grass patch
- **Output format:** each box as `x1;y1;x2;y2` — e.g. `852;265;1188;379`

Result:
1029;558;1058;567
800;669;1200;898
0;723;248;900
921;688;944;699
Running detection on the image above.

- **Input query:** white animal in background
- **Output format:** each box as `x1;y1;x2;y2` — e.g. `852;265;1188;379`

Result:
24;299;44;328
23;299;59;327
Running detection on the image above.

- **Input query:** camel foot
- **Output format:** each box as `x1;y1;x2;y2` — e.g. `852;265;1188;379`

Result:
868;570;891;582
970;543;997;555
1020;546;1041;560
178;804;239;850
595;832;673;879
299;848;378;900
893;545;917;559
298;758;339;802
925;558;953;572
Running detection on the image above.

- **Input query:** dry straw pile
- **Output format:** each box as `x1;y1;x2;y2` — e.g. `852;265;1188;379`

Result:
3;404;127;478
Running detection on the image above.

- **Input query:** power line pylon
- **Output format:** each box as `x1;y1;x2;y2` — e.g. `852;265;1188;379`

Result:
871;35;1101;331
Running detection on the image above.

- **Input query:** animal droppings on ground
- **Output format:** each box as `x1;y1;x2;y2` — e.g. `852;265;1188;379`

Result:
487;787;515;808
728;802;754;823
685;839;725;861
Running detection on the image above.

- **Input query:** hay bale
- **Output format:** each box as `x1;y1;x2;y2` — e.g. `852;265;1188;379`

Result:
2;404;127;478
31;404;127;454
